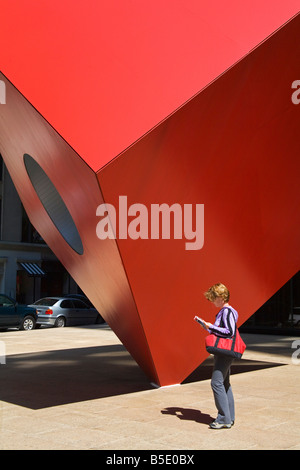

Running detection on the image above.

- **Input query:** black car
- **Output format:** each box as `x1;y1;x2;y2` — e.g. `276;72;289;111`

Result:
0;294;38;330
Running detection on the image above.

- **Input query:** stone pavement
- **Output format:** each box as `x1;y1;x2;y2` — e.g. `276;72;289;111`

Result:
0;324;299;450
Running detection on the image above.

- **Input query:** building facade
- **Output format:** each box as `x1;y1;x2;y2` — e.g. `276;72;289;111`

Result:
0;155;78;304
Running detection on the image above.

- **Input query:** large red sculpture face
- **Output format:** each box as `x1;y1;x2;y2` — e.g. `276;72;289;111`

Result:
0;2;299;386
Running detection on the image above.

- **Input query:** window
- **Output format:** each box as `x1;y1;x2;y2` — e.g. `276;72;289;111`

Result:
60;300;74;309
33;298;59;306
0;295;14;308
72;300;89;309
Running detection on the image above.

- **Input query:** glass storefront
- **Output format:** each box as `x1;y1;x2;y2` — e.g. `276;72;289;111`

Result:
241;271;300;335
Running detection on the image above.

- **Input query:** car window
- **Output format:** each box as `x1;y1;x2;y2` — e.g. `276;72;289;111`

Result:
0;295;14;307
60;300;74;308
33;298;59;306
72;300;88;309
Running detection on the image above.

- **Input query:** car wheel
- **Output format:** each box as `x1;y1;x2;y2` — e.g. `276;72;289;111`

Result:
55;316;66;327
20;315;36;330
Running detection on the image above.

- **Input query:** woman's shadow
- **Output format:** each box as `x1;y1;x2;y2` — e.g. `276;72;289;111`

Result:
161;407;213;425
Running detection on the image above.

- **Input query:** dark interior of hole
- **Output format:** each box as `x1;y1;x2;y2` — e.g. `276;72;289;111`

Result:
23;154;83;255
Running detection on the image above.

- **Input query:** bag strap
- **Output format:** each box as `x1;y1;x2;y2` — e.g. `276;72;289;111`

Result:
220;308;237;352
213;308;237;350
220;307;236;339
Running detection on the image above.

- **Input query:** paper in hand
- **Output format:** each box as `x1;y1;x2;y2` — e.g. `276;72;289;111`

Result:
194;316;207;329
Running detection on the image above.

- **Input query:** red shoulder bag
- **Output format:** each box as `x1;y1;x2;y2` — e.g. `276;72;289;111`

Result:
205;310;246;359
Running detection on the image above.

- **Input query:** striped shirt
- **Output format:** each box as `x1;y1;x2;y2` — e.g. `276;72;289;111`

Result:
208;306;238;338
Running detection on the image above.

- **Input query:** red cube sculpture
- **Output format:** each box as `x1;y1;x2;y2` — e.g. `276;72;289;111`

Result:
0;1;299;386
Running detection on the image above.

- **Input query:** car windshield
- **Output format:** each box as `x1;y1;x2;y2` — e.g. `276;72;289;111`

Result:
32;298;59;306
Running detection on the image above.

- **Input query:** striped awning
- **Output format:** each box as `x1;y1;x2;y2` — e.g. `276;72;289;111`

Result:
19;262;46;277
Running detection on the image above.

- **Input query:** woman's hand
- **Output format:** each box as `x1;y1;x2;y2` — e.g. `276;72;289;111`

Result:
203;320;212;330
194;316;212;330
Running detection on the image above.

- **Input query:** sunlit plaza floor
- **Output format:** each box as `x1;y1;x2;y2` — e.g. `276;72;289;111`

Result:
0;324;299;450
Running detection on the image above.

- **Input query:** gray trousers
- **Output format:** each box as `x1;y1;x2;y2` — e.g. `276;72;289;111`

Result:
211;354;235;424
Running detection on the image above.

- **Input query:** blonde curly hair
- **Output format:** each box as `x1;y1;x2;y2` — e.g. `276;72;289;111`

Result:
204;283;230;302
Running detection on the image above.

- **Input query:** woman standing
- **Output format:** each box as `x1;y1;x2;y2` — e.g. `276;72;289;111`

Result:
195;283;238;429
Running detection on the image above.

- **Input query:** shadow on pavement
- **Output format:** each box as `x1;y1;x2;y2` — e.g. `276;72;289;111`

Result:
0;344;286;410
161;407;214;425
0;344;151;409
183;355;285;384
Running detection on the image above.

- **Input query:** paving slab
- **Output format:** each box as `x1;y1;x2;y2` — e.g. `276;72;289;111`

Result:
0;325;299;450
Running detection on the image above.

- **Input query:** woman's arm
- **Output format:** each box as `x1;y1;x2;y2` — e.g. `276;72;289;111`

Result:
208;308;236;338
